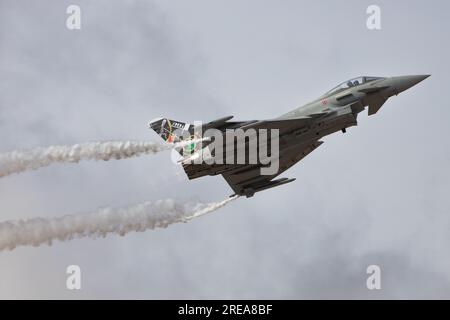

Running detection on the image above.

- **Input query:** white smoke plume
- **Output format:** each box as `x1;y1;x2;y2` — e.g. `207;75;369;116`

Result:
0;139;207;178
0;196;239;251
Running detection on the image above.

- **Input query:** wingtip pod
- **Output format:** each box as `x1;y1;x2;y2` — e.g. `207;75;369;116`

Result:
209;115;234;124
194;115;234;131
234;177;296;198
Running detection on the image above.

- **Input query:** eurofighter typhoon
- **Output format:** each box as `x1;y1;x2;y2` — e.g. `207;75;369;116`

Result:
149;75;429;198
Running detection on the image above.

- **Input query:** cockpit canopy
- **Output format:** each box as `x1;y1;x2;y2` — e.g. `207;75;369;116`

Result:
325;76;385;95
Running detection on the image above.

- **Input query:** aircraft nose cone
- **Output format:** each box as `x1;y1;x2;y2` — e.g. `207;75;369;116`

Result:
392;75;430;94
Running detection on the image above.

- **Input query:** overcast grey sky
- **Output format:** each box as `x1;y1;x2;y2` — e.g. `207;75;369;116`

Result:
0;0;449;299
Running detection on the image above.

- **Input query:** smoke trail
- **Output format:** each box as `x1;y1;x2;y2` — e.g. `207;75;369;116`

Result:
0;139;207;178
0;196;239;251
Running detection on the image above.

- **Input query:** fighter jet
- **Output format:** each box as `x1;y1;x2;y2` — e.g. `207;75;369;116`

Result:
149;75;429;197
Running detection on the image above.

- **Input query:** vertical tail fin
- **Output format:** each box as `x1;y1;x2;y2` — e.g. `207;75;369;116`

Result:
148;118;193;144
148;117;199;156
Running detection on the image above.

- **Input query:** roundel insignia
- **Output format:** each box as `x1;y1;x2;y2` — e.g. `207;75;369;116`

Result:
321;99;328;105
